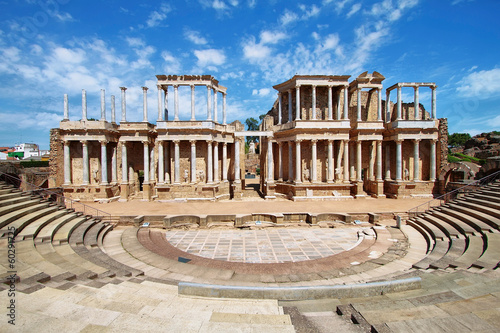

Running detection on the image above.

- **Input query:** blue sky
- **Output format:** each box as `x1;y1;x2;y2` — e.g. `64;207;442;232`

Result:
1;0;499;149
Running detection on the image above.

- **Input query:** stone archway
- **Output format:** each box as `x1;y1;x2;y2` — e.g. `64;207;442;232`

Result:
438;161;480;194
476;157;500;179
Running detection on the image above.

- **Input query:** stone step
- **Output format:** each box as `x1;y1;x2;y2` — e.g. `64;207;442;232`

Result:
449;235;485;269
472;192;500;204
437;206;496;233
52;216;89;244
5;207;66;240
429;209;478;235
472;233;500;269
411;217;448;241
0;202;51;230
454;199;500;220
0;194;34;208
412;239;450;270
31;212;80;241
420;213;465;238
461;196;500;212
0;191;23;201
0;198;43;219
445;203;500;231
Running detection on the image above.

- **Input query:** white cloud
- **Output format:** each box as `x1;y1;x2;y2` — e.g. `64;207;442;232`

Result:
299;4;320;19
451;0;473;5
347;3;361;18
260;30;287;44
279;9;299;26
456;68;500;98
242;39;271;61
194;49;226;67
248;0;257;8
252;88;271;96
184;30;208;45
212;0;228;10
161;51;182;73
146;3;172;28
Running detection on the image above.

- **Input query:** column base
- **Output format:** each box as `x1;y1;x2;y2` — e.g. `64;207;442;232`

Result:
143;183;152;201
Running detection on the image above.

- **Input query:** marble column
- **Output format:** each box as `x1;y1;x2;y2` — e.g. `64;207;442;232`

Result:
206;86;212;121
100;89;106;121
214;142;219;182
414;86;419;120
385;144;391;180
343;86;349;120
63;94;69;120
413;139;420;181
430;139;437;181
157;85;163;121
234;139;240;182
207;141;213;183
213;89;218;123
288;142;293;181
174;85;179;121
343;140;349;182
311;85;316;120
328;86;333;120
278;142;283;181
142;87;148;122
336;89;342;120
295;140;302;183
222;93;227;125
111;95;116;123
278;92;282;125
190;85;196;121
369;141;376;180
120;87;127;122
377;88;382;121
431;87;437;119
295;86;301;120
63;141;71;185
356;140;362;181
327;140;334;183
165;142;171;184
376;140;383;181
396;86;402;120
121;142;128;183
396;140;403;181
82;89;87;120
158;141;164;184
311;139;317;182
336;140;343;181
385;90;390;123
164;87;169;121
214;141;220;183
82;141;89;185
222;142;228;181
174;140;180;184
111;144;117;183
190;140;196;183
357;89;362;121
149;146;155;183
288;89;292;123
143;141;149;184
100;141;108;185
267;139;273;182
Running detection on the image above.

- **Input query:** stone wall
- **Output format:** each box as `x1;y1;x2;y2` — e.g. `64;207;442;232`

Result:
438;118;448;172
49;128;64;188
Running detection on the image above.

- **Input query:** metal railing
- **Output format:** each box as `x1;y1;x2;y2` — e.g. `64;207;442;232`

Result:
0;171;111;222
407;169;500;220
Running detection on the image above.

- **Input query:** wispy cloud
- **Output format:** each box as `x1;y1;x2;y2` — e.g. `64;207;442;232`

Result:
456;68;500;98
184;29;208;45
145;3;172;28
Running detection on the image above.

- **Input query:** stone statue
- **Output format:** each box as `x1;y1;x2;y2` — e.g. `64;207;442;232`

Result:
184;169;189;183
302;167;310;182
249;141;256;154
404;168;409;181
93;169;100;184
335;167;342;179
198;170;205;183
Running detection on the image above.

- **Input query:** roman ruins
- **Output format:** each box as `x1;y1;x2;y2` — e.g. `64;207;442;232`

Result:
49;72;446;201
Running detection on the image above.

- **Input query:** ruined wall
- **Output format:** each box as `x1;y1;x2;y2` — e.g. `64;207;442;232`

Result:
49;128;64;187
438;118;449;172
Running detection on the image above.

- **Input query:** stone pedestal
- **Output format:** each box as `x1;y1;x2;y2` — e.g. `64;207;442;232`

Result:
143;183;152;201
231;181;243;200
352;181;366;198
120;183;129;201
264;181;276;200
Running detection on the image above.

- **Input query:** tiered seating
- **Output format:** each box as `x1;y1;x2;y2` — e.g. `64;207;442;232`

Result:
406;180;500;271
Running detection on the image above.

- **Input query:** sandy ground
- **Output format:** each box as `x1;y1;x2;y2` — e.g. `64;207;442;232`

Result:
81;197;431;216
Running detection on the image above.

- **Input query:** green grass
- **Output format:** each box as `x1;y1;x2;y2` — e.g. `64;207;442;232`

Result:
448;153;486;165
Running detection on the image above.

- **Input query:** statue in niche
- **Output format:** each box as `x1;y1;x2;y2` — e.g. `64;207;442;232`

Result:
335;167;342;180
198;170;205;183
165;172;170;183
93;168;100;184
184;169;189;183
302;167;310;182
249;141;256;154
404;168;410;181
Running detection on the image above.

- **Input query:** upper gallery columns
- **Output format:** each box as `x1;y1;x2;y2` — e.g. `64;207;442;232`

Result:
386;82;438;121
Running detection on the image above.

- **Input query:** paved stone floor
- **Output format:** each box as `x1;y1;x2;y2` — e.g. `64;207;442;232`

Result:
165;227;362;263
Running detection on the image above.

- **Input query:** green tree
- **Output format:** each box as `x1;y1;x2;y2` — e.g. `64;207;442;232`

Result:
245;117;259;145
448;133;471;147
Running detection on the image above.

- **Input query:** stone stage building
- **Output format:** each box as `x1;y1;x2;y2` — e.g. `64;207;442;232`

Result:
49;72;447;202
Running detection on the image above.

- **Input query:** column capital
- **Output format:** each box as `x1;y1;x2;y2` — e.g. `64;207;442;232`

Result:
312;84;317;88
207;85;212;91
287;89;292;93
296;85;301;89
223;142;228;147
431;138;438;144
142;86;148;92
190;140;196;145
296;139;303;144
395;139;404;144
277;141;283;147
142;140;149;146
64;140;71;146
157;84;162;90
173;140;180;145
120;86;127;91
190;84;195;89
327;139;333;144
173;84;179;88
311;139;318;144
100;140;108;145
413;138;421;143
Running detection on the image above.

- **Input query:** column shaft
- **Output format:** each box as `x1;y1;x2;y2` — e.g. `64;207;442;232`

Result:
369;141;375;180
376;140;383;181
207;86;212;121
295;86;301;120
343;86;348;119
207;142;213;183
336;89;341;120
190;141;196;183
143;142;149;184
164;87;169;121
111;95;116;123
288;90;292;122
63;141;71;185
101;141;108;185
414;86;419;120
278;142;283;181
288;142;293;181
121;142;128;183
191;85;196;121
377;88;382;121
311;140;317;182
267;139;273;182
222;93;227;125
149;146;154;182
327;140;334;182
82;141;89;185
222;143;228;181
63;94;69;120
214;142;219;182
328;86;333;120
82;89;87;120
234;140;240;181
158;141;164;184
343;140;349;182
356;141;362;181
295;141;302;183
157;85;163;121
142;87;148;122
174;141;180;184
431;87;437;119
385;144;391;180
213;89;218;123
100;89;106;121
278;93;282;125
174;85;179;121
120;87;127;122
414;139;420;181
385;90;390;123
430;140;437;181
311;85;316;120
397;86;402;120
396;140;403;181
357;89;362;121
111;144;117;183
